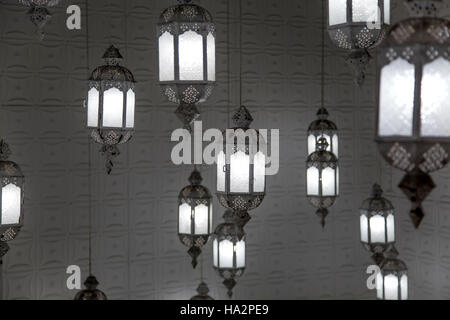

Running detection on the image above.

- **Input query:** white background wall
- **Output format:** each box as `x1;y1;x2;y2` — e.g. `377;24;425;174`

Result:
1;0;450;300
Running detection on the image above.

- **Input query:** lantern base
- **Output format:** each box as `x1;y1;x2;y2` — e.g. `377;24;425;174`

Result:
175;103;201;131
399;169;435;228
346;49;371;87
28;6;52;41
315;208;329;229
223;278;236;299
188;246;201;269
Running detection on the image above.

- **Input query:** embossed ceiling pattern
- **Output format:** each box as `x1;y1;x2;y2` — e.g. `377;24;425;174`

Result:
1;0;450;300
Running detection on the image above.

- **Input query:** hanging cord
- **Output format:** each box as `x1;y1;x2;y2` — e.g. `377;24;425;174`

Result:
239;0;243;106
226;0;231;127
200;251;204;282
320;0;325;110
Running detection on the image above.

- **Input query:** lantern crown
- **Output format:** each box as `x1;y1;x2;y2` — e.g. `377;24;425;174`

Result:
180;172;211;201
159;1;213;24
381;247;408;272
188;169;202;186
214;211;245;242
232;106;253;129
360;184;394;214
89;46;135;83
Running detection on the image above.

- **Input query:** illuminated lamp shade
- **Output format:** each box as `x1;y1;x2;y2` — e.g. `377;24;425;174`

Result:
360;184;395;265
216;106;266;228
87;45;136;174
376;0;450;228
376;247;408;300
157;0;216;128
327;0;391;85
212;211;246;299
178;169;213;268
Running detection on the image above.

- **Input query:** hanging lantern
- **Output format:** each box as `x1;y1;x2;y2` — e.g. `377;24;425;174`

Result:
327;0;391;85
190;282;214;300
306;137;339;227
178;169;213;268
307;108;338;157
0;140;24;247
376;247;408;300
157;0;216;128
216;106;266;227
74;275;107;300
18;0;61;40
360;184;395;265
375;0;449;228
86;45;136;174
212;211;246;298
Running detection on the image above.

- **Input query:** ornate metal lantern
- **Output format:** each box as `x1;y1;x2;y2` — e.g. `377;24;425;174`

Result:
157;0;216;128
190;282;214;300
19;0;61;40
213;211;246;298
307;108;338;157
216;106;266;227
306;137;339;227
87;45;136;174
74;275;107;300
327;0;391;85
360;184;395;265
375;0;450;228
0;140;24;249
376;247;408;300
178;169;213;268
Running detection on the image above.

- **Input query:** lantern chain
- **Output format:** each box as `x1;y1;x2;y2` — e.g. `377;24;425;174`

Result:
321;0;325;111
86;0;92;277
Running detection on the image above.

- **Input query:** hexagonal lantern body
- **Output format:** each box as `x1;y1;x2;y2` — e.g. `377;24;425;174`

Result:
360;184;395;265
376;0;449;227
376;248;408;300
212;211;246;298
0;140;24;244
307;108;339;158
327;0;391;85
87;45;136;174
216;107;266;226
306;138;339;227
178;169;213;268
157;0;216;126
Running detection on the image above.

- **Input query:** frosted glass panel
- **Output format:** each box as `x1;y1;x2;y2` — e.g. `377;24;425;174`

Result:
329;0;347;25
126;89;135;128
179;31;203;81
230;151;249;193
379;58;415;136
400;275;408;300
421;57;450;137
376;272;383;299
384;0;390;24
322;167;336;196
209;204;213;232
194;204;208;235
332;134;339;158
103;88;123;128
87;88;99;127
307;135;316;155
159;32;174;81
213;239;218;267
217;151;226;192
1;184;21;225
219;240;234;268
387;213;395;242
307;167;319;196
369;215;386;243
360;214;369;243
236;240;246;268
384;275;399;300
353;0;379;23
178;203;191;234
253;151;265;192
207;32;215;81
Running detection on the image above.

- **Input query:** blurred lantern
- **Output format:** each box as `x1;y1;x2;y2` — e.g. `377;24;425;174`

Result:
306;137;339;227
375;0;449;227
0;139;25;258
307;108;339;158
190;282;214;300
216;106;266;227
157;0;216;128
327;0;391;85
360;184;395;265
212;211;246;298
376;247;408;300
178;168;213;268
87;45;136;174
74;275;107;300
18;0;61;40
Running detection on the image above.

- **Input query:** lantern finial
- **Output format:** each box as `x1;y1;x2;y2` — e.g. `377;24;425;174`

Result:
188;169;203;186
316;208;328;229
346;50;371;87
0;140;11;161
223;278;236;299
316;107;329;120
188;246;201;269
232;106;253;129
371;184;383;198
102;45;123;66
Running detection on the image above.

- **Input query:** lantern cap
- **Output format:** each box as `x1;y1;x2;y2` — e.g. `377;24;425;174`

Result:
405;0;442;17
381;247;408;272
179;170;212;201
191;282;214;300
89;46;135;83
102;45;123;66
74;275;108;300
214;211;245;242
308;109;337;133
159;1;213;24
232;106;253;129
188;169;202;186
360;184;394;214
